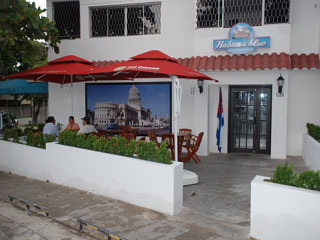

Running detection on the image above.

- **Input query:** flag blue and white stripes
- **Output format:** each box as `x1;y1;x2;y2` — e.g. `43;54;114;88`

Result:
216;86;224;153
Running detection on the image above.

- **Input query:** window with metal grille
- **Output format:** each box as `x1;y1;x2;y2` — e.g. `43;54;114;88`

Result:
196;0;290;28
53;1;80;39
91;3;161;37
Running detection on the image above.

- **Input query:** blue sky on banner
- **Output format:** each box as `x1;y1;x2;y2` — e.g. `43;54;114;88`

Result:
86;84;171;118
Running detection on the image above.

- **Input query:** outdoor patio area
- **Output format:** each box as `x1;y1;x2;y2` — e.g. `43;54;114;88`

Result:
0;153;308;240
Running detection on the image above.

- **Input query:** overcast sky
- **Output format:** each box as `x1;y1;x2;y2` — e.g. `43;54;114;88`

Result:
27;0;47;16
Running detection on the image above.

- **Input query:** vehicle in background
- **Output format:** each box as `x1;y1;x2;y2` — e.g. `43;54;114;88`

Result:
0;112;19;134
103;123;120;130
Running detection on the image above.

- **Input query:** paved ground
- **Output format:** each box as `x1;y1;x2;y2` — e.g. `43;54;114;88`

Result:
0;201;90;240
0;153;308;240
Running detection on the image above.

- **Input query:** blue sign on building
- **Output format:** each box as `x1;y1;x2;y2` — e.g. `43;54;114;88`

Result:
213;23;270;54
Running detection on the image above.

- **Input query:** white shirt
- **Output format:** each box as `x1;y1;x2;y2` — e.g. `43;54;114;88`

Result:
77;125;97;135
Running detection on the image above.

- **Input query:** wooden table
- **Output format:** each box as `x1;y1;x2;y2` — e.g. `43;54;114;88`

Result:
161;133;190;161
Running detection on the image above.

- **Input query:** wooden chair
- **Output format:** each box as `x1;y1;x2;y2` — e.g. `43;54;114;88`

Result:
120;125;131;132
161;134;175;160
148;130;160;147
183;132;204;164
179;128;192;135
131;128;139;139
119;132;135;141
179;128;192;148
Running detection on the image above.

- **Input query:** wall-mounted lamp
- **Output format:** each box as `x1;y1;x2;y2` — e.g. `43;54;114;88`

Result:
276;74;284;97
197;80;204;94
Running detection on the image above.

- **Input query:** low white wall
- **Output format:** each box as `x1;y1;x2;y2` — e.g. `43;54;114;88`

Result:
250;175;320;240
0;140;183;215
303;134;320;171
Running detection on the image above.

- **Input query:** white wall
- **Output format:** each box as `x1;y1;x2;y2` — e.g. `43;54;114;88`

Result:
47;0;294;61
207;71;289;159
48;82;86;127
0;140;183;215
290;0;320;54
250;175;320;240
47;0;196;61
287;70;320;156
303;134;320;171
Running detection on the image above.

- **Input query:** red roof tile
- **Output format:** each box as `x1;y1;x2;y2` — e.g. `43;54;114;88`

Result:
93;53;320;71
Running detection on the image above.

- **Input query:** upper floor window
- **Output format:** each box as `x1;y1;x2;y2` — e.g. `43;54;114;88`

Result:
90;3;161;37
53;1;80;39
196;0;290;28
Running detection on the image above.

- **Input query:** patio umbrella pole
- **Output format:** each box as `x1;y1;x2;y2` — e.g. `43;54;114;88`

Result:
170;75;182;162
70;75;74;116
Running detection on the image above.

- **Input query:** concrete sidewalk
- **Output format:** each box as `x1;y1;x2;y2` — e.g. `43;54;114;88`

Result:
0;154;308;240
0;201;91;240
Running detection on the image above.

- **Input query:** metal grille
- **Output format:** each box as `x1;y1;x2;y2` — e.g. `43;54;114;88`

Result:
264;0;290;24
224;0;262;28
196;0;221;28
53;1;80;39
91;3;161;37
196;0;290;28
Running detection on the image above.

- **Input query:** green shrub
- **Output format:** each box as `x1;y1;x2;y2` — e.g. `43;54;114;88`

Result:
23;127;34;136
2;128;22;142
11;129;20;143
295;170;320;191
58;130;77;146
306;123;320;142
137;141;156;161
269;163;320;192
92;137;109;152
269;162;296;186
58;133;172;164
45;134;55;143
3;129;11;140
83;134;97;150
75;133;87;148
37;123;45;132
124;139;137;157
155;141;172;164
26;132;54;149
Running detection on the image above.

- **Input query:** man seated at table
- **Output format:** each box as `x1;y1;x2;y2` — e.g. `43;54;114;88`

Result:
43;116;59;138
65;116;80;131
77;116;97;135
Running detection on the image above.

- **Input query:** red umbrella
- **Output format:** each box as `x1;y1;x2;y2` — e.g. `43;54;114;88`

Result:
92;50;217;81
5;55;103;84
91;50;218;161
5;55;119;115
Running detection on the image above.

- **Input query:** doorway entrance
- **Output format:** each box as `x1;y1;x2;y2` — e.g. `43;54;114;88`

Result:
228;86;272;154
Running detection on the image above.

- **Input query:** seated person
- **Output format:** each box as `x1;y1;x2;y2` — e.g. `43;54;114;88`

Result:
77;116;97;135
43;116;59;138
65;116;80;131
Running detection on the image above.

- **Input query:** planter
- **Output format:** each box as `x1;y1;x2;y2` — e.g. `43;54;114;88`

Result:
250;175;320;240
0;140;183;215
302;133;320;171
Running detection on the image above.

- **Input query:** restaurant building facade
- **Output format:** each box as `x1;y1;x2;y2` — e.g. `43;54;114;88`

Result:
47;0;320;159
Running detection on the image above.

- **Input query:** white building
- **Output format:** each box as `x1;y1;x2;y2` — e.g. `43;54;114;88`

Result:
47;0;320;158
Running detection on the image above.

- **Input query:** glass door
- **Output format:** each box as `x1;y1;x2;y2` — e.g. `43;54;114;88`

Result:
229;86;271;154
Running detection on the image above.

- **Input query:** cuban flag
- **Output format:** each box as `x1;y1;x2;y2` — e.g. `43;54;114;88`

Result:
216;86;224;153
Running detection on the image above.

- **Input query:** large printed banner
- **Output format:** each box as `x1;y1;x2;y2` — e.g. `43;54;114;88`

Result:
214;23;270;54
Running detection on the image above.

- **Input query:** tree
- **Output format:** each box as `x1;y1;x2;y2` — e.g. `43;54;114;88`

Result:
0;0;60;77
13;93;47;124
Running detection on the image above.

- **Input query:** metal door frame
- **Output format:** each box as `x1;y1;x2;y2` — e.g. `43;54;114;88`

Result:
228;85;272;154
